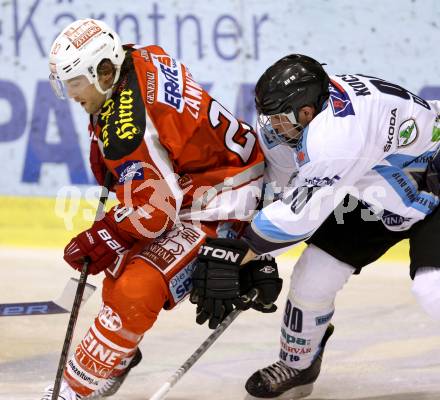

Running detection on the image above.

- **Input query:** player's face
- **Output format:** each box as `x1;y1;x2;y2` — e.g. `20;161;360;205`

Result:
258;105;317;147
269;114;301;141
66;76;107;114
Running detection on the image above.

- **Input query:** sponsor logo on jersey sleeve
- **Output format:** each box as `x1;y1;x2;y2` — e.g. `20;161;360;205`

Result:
304;175;341;187
146;71;155;104
328;80;355;118
384;108;398;152
398;119;418;147
152;54;184;112
115;160;144;184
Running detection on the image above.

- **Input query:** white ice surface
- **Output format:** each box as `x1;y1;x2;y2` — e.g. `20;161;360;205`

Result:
1;247;440;400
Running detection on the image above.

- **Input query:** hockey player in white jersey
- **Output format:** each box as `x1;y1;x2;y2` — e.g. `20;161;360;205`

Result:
191;54;440;399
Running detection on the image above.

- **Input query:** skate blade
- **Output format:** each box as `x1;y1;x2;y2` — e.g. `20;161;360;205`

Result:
244;383;314;400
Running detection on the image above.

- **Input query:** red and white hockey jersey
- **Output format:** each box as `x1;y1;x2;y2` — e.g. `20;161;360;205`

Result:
91;45;264;241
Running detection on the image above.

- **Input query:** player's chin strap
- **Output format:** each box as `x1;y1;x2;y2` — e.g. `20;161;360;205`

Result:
148;289;259;400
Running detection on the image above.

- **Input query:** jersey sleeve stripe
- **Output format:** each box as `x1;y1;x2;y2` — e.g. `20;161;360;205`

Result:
242;210;313;254
373;165;439;215
143;111;184;211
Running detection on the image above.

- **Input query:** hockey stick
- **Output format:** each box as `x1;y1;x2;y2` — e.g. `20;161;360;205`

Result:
0;278;96;316
149;289;259;400
51;171;113;400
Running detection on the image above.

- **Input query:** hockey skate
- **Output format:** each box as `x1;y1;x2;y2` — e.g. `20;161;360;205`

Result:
245;324;334;399
85;348;143;399
41;380;82;400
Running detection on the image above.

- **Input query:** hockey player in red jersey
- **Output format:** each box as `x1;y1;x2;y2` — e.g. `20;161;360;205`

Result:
40;18;281;400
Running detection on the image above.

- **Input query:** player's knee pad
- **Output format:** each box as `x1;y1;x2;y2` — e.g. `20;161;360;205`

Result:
289;244;355;310
103;258;169;334
412;267;440;321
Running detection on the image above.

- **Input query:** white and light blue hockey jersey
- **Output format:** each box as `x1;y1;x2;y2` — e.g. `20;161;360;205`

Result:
244;74;440;254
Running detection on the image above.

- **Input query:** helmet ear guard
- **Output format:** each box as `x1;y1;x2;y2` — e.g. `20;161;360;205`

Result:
48;18;126;99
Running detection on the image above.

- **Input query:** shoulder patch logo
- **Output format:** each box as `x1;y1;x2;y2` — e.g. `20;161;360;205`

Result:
328;80;355;118
398;119;418;147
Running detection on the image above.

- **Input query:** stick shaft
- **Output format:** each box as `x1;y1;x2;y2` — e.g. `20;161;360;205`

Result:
149;308;242;400
51;262;89;399
51;172;112;400
149;289;259;400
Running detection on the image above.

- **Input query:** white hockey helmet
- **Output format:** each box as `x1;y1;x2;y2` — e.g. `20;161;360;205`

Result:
49;18;125;99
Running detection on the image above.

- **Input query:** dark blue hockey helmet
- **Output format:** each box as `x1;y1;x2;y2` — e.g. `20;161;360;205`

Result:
255;54;330;147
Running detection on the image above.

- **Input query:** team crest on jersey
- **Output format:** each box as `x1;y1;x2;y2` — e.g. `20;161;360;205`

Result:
328;81;355;118
398;119;418;147
152;54;184;113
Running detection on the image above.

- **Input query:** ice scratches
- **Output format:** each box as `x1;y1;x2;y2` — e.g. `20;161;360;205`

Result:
0;353;56;382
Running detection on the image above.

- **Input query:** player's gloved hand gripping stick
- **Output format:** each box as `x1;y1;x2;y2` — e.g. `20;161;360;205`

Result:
190;238;283;328
148;240;282;399
51;171;113;400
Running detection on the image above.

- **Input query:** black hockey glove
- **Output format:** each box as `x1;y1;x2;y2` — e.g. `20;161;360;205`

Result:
421;150;440;196
239;255;283;313
190;238;252;329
